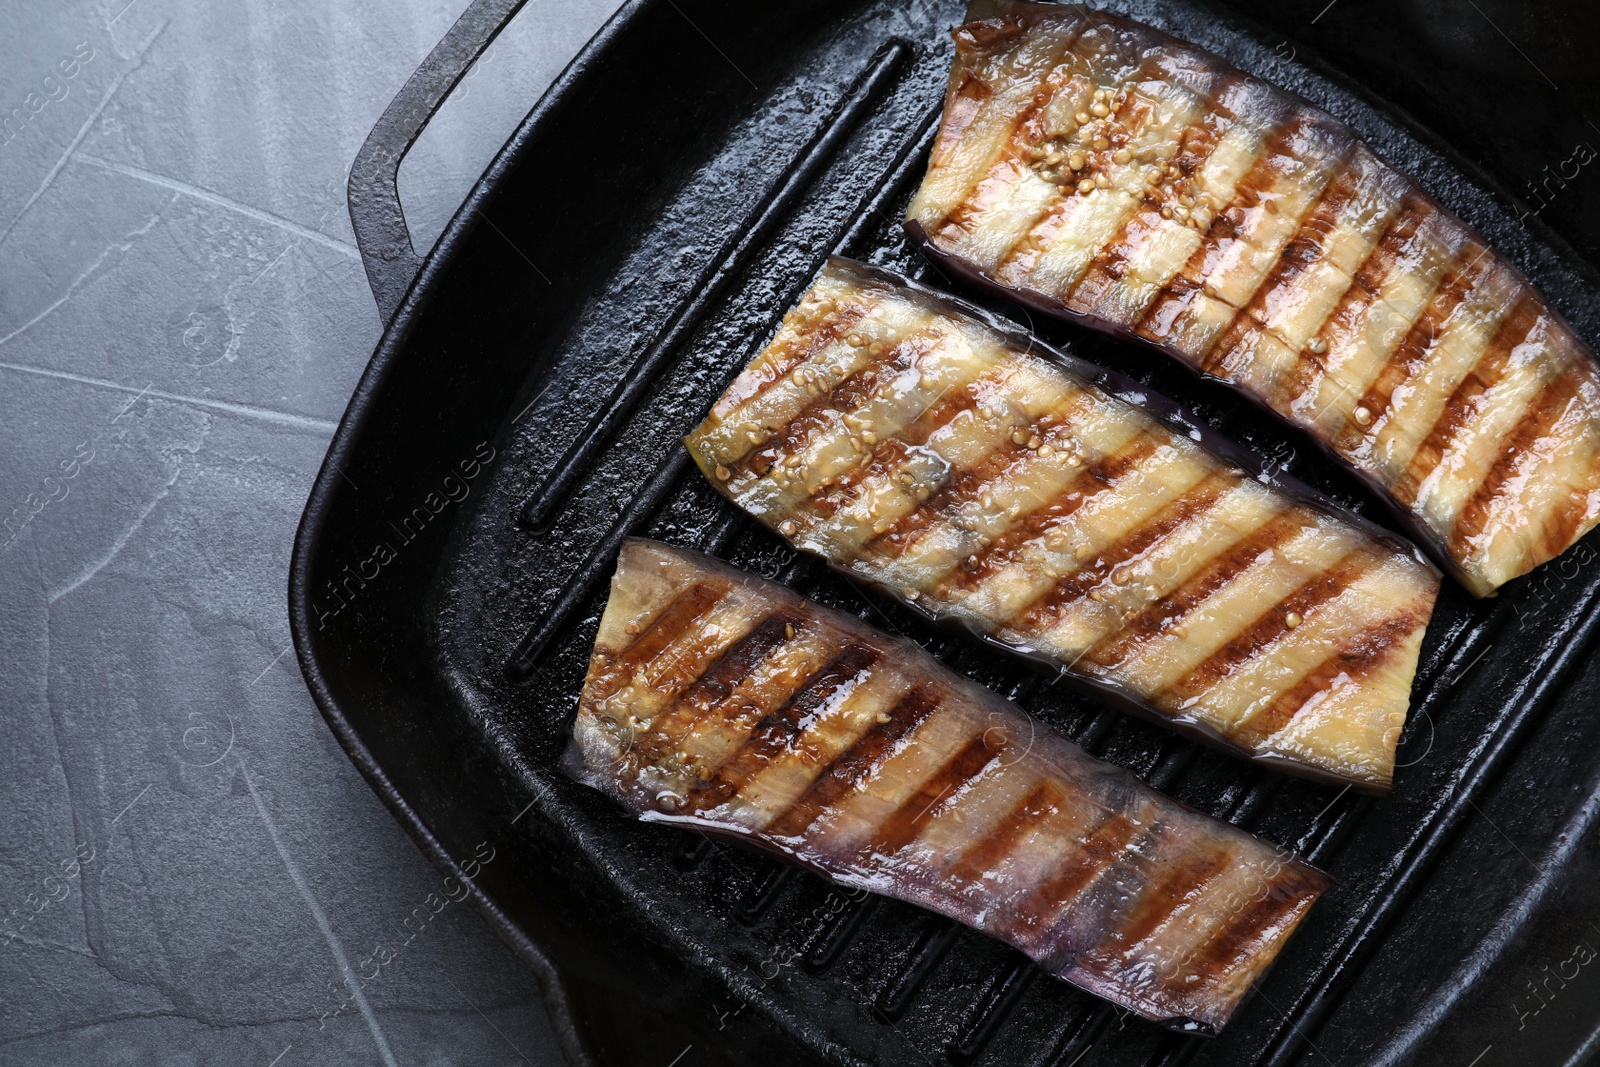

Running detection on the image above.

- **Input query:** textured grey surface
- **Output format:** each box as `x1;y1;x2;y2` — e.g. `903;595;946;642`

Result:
0;1;622;1063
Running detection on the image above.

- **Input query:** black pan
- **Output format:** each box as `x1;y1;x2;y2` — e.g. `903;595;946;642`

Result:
289;1;1600;1064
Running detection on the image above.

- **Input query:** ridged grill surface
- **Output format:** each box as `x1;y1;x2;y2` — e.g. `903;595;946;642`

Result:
391;2;1600;1064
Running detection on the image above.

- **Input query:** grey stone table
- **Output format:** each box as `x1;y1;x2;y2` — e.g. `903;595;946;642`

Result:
0;1;621;1063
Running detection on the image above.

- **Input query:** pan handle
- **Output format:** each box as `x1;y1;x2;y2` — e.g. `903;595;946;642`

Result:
347;0;530;325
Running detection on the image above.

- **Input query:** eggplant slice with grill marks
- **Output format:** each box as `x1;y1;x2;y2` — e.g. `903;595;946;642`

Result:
685;258;1439;792
903;0;1600;597
564;538;1331;1034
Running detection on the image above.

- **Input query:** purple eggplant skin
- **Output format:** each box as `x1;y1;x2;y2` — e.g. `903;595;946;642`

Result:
565;538;1331;1034
905;0;1600;598
686;258;1439;793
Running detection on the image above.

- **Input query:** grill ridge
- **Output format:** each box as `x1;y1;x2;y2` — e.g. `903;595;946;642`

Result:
518;39;914;529
506;68;935;682
804;896;879;973
949;958;1040;1064
877;917;965;1022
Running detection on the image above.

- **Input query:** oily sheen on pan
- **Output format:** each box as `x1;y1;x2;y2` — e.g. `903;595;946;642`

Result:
904;0;1600;597
564;538;1330;1033
686;259;1439;792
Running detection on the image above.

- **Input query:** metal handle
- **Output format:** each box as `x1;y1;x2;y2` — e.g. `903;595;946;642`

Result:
347;0;529;325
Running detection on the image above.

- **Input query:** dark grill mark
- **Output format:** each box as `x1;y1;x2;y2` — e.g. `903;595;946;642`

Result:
742;365;877;479
805;366;988;522
1159;112;1330;366
1079;838;1230;965
1230;600;1430;749
587;582;724;703
1273;196;1434;412
1161;547;1377;705
1066;96;1239;305
1451;362;1584;558
1206;161;1363;386
869;732;1002;857
806;438;912;521
865;412;1050;557
1082;509;1304;671
938;157;1037;244
939;435;1162;598
945;781;1065;885
935;29;1087;236
739;327;944;481
1010;469;1230;633
695;644;881;808
1184;863;1330;989
1334;240;1493;457
1007;811;1145;947
988;74;1164;278
638;612;805;765
721;300;873;417
764;686;942;839
1392;297;1538;505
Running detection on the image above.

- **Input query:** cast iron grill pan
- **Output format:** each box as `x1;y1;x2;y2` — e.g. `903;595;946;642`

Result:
290;1;1600;1064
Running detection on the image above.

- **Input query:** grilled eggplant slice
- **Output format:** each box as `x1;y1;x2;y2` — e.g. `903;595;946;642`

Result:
565;538;1331;1033
904;0;1600;597
686;258;1439;791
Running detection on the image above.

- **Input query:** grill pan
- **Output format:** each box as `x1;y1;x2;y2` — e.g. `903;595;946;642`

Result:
289;1;1600;1063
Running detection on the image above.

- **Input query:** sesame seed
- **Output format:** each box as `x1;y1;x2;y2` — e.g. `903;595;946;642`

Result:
1113;148;1131;164
1307;336;1327;354
779;519;797;536
715;464;731;481
1286;611;1303;629
1353;406;1372;426
1090;102;1110;118
1038;444;1054;457
785;623;795;638
1074;545;1090;561
1077;179;1096;195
